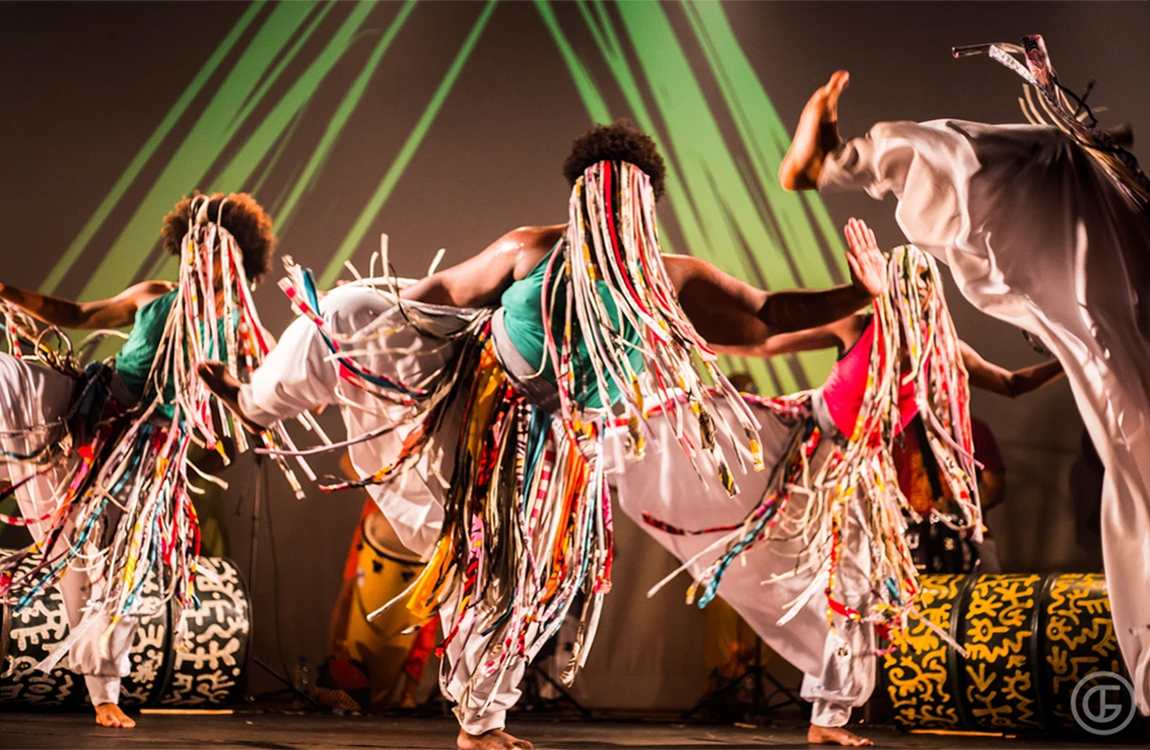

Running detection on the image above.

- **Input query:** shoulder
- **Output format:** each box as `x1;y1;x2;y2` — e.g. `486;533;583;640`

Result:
504;225;565;280
128;280;177;305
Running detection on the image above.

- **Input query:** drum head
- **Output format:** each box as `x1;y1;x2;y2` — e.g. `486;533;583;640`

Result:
362;512;423;565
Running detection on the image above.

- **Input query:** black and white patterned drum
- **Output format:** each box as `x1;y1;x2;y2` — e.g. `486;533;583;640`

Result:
157;556;250;706
0;573;86;708
1;556;249;709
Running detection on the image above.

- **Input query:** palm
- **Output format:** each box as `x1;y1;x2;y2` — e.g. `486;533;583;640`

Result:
844;218;887;297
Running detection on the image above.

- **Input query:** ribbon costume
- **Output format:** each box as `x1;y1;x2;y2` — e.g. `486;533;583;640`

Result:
0;195;295;706
233;161;774;734
608;245;980;729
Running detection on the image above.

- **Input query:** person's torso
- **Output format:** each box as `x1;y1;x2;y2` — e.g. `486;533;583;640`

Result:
114;288;233;418
820;316;918;437
499;242;645;409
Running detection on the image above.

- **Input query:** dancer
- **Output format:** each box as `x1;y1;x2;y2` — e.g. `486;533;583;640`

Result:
778;34;1150;712
0;192;276;727
609;227;1062;746
199;122;889;750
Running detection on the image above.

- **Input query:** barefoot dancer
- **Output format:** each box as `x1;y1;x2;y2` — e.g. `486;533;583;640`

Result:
199;122;887;750
609;224;1063;747
0;193;276;727
778;35;1150;712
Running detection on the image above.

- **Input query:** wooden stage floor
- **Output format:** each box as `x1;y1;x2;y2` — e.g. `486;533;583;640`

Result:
0;711;1144;749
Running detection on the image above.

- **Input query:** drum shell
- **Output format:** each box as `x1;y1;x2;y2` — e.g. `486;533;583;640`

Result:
344;512;426;710
1;557;249;709
880;573;1131;734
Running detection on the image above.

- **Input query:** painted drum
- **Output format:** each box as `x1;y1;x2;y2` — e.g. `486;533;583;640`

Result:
1;556;249;709
881;573;1137;736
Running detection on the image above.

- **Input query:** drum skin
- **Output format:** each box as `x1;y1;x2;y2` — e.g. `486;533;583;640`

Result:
1;557;249;709
344;512;426;710
881;573;1130;734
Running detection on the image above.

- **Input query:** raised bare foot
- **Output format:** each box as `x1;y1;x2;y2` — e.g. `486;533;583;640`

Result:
94;703;136;728
779;70;850;190
196;361;267;432
808;723;873;746
457;727;534;750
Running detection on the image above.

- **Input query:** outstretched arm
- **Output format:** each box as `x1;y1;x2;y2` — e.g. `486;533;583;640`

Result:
400;225;564;308
665;218;886;354
960;341;1065;398
0;280;174;329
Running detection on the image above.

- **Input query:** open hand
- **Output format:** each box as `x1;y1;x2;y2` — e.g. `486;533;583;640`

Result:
843;218;887;298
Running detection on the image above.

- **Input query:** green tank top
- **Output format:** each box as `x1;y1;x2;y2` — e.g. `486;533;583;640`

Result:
114;289;233;418
115;290;177;403
499;244;645;409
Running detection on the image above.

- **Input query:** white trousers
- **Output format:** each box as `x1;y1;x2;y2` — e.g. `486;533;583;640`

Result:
238;285;522;732
822;119;1150;713
0;353;136;705
607;398;874;728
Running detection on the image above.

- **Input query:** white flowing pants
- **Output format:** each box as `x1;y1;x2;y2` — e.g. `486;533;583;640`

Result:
822;119;1150;713
238;285;524;732
607;398;875;728
0;354;136;705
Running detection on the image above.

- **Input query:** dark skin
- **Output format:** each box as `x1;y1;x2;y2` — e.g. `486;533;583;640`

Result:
401;219;888;351
0;280;176;330
202;219;889;437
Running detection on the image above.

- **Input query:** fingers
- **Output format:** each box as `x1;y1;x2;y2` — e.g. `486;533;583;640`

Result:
844;249;863;280
844;218;864;254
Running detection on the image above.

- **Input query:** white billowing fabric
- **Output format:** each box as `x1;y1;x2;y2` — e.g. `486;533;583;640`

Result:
605;397;874;728
822;119;1150;712
239;285;527;731
239;284;477;559
438;588;526;735
0;353;136;704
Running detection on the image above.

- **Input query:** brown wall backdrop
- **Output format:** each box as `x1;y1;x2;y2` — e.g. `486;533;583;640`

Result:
2;1;1147;704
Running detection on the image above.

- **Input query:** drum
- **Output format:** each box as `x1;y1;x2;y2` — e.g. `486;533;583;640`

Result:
344;511;427;710
1;556;249;709
881;573;1136;735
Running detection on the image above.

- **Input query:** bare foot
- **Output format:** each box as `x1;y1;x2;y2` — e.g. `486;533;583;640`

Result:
457;728;534;750
779;70;850;190
808;723;872;746
195;361;267;432
94;703;136;728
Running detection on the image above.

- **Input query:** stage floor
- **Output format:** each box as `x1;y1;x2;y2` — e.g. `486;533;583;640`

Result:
0;712;1144;750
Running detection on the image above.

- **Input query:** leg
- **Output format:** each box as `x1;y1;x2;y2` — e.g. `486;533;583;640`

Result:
779;71;850;190
801;504;876;747
0;355;138;726
57;561;139;728
439;602;531;750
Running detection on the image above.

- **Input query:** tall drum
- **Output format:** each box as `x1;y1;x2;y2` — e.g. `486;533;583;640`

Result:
0;556;249;709
344;512;427;710
881;573;1137;735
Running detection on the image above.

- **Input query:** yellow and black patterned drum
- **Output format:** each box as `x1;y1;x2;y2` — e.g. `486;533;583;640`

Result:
345;512;427;710
0;556;249;709
881;573;1135;735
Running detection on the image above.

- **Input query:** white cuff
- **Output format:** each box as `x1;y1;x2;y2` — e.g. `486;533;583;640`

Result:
454;704;506;735
810;697;852;728
85;674;122;706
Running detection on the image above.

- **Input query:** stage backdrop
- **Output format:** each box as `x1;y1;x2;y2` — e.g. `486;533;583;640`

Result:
2;1;1146;707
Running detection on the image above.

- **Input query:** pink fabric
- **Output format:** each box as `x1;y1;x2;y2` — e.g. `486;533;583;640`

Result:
820;319;918;436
